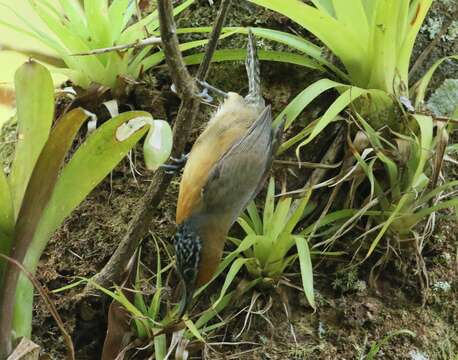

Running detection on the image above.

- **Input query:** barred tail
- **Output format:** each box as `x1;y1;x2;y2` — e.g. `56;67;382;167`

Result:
245;29;264;107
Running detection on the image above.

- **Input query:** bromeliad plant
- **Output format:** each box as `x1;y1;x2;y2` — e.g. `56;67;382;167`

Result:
0;60;172;358
211;178;316;309
0;0;195;89
349;114;458;259
240;0;458;151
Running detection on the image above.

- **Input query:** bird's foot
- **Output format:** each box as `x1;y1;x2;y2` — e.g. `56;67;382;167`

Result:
160;153;189;174
196;79;228;100
195;86;213;103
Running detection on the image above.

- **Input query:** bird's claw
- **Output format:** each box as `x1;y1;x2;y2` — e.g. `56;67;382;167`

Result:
196;79;228;100
196;87;213;103
160;153;189;174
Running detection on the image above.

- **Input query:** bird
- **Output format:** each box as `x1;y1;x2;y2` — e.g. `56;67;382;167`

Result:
173;30;281;317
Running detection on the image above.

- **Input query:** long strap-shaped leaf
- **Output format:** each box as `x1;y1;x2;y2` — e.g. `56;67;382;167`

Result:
24;111;152;271
0;108;89;355
12;112;152;339
0;170;13;238
9;60;54;219
13;108;89;264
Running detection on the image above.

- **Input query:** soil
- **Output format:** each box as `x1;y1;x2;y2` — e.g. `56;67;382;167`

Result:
2;1;457;359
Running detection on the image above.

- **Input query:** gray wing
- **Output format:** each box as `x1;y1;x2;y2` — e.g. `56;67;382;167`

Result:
202;106;273;225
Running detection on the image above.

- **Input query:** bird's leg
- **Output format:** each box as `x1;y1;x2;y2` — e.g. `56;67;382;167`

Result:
160;153;189;174
196;79;228;100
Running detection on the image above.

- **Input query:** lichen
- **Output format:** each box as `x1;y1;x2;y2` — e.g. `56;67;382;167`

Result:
444;20;458;41
426;78;458;117
421;17;443;40
432;281;452;292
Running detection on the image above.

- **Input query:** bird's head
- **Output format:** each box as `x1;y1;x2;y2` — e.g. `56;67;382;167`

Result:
173;220;202;318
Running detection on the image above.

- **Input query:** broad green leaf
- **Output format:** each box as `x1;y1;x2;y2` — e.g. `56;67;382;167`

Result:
143;120;173;171
118;11;157;44
246;202;262;235
0;230;11;286
195;292;234;330
258;197;291;263
294;235;315;309
303;209;356;236
413;198;458;220
0;169;13;236
14;111;150;338
25;111;152;272
184;318;205;342
0;167;13;288
149;0;195;32
267;232;295;270
274;78;344;128
296;86;368;154
0;3;79;66
154;335;167;360
182;49;323;70
262;177;275;234
237;217;256;236
9;60;54;219
139;31;237;71
59;0;90;40
214;258;252;307
177;26;322;59
84;0;112;48
283;189;311;235
333;0;369;48
270;196;292;241
108;0;130;42
175;26;351;79
248;0;367;84
367;0;400;91
311;0;335;16
12;108;89;338
277;123;314;154
412;114;433;184
194;235;258;297
30;1;106;83
417;180;458;205
398;0;433;88
120;0;194;45
196;279;261;331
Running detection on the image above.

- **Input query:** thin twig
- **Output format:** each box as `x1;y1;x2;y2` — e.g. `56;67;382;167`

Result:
88;0;232;291
196;0;232;81
0;254;75;360
71;36;162;56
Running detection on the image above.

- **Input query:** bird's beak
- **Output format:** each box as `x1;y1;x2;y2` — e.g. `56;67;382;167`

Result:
176;281;195;319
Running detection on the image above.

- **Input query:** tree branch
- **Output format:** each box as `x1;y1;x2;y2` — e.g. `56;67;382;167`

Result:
87;0;232;291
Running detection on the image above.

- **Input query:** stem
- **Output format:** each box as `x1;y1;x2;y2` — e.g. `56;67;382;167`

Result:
87;0;232;291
